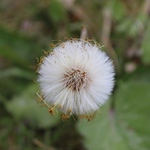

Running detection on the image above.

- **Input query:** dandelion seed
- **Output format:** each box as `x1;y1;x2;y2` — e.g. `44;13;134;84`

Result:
37;39;115;120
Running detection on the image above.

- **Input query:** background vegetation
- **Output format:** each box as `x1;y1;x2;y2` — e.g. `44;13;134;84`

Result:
0;0;150;150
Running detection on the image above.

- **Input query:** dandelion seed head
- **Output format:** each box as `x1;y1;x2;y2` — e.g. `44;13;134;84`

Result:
37;39;115;119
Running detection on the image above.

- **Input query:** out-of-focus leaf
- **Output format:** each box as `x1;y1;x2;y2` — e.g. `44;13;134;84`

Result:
77;102;128;150
0;67;35;79
0;28;43;69
5;84;60;128
0;77;25;98
128;20;141;37
142;21;150;64
0;45;30;69
0;67;35;98
48;0;66;23
111;0;126;21
115;81;150;150
116;17;133;34
116;13;147;38
127;14;146;37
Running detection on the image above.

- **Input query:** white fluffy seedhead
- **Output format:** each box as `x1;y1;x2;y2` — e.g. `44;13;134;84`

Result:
37;39;115;120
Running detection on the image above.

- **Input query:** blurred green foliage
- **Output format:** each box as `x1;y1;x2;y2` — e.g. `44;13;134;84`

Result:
0;0;150;150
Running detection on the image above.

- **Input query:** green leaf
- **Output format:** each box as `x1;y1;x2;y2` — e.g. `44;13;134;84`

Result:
0;67;35;79
112;0;126;21
0;67;35;98
115;81;150;150
77;102;128;150
116;17;133;34
48;0;66;23
142;21;150;64
5;84;60;128
0;28;43;69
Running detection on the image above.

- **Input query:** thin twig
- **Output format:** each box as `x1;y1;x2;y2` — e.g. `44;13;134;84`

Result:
101;8;112;46
142;0;150;15
33;138;56;150
80;26;88;40
101;8;120;73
